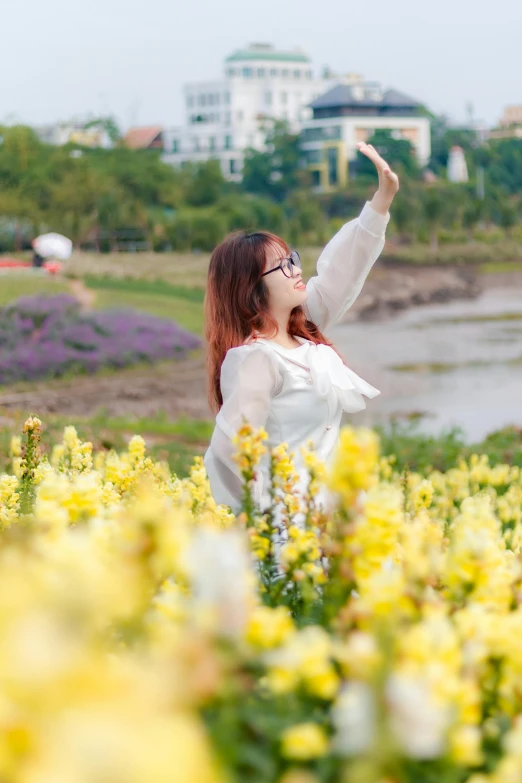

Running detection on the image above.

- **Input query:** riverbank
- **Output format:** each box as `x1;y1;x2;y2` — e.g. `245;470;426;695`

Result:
340;263;482;322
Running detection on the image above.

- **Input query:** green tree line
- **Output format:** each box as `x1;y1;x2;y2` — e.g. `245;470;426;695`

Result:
0;117;521;253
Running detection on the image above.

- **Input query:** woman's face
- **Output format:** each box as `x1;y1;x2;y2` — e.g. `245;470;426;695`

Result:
262;244;308;313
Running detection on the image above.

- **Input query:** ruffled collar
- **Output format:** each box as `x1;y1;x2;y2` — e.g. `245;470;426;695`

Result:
253;337;380;413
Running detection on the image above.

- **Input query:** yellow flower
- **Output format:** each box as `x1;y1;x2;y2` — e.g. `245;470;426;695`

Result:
245;606;294;650
23;415;42;433
281;723;328;760
128;434;146;462
449;724;483;766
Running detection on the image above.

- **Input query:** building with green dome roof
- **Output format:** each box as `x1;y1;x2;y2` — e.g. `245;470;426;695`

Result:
163;43;328;181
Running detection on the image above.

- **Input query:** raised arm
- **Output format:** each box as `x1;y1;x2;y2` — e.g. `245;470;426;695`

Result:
305;142;399;331
204;345;281;512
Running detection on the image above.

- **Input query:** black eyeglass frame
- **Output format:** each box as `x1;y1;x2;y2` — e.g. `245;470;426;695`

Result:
261;250;302;279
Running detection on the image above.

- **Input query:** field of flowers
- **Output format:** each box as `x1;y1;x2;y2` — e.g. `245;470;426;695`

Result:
0;294;200;384
1;416;522;783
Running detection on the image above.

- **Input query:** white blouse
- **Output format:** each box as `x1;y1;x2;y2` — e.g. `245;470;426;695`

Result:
204;202;390;513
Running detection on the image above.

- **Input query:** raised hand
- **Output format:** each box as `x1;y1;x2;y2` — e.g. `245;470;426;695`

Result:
357;141;400;215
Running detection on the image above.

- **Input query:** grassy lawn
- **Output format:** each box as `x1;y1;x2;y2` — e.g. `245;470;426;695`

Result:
92;288;204;334
0;274;69;306
84;273;205;333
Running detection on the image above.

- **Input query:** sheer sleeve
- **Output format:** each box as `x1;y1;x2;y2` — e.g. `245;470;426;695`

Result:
305;201;390;331
205;345;281;512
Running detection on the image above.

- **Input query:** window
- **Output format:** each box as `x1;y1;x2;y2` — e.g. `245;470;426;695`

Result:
208;94;214;106
229;159;239;174
224;135;232;149
192;137;200;152
280;91;287;105
242;66;253;78
224;91;231;104
215;93;220;105
227;68;236;77
327;147;338;185
187;95;194;108
294;69;301;78
301;125;342;142
311;170;321;187
257;67;265;78
198;94;206;106
282;68;289;78
270;68;278;77
209;136;216;151
224;111;231;125
306;70;312;79
172;139;179;153
306;149;321;164
265;91;272;105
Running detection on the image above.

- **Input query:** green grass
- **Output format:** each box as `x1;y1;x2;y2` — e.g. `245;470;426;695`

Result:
93;289;204;335
0;411;213;477
90;412;213;442
382;240;522;266
479;261;522;274
376;420;522;473
83;274;205;302
0;274;68;306
2;410;521;483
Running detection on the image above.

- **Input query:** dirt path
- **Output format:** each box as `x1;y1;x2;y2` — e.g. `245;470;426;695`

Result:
0;353;212;419
68;279;97;309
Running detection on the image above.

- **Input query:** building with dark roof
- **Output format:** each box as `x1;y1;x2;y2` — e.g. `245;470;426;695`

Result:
300;79;431;190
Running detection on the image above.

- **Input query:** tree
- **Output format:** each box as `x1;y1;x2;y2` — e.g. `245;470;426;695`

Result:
49;164;116;245
428;114;478;176
183;160;227;207
356;129;421;179
242;121;308;202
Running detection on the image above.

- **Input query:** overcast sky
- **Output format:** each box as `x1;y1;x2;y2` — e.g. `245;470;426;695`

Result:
2;0;520;130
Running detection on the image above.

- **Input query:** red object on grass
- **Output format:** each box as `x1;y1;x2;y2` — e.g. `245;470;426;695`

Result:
0;258;31;269
0;258;62;274
42;261;62;275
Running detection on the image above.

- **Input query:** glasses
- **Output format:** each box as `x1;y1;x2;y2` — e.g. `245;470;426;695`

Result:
261;250;301;279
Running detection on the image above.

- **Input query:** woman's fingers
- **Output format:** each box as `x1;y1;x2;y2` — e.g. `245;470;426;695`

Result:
357;141;385;166
357;141;394;175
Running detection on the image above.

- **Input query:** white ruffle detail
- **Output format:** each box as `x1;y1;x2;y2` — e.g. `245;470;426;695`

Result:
307;343;380;413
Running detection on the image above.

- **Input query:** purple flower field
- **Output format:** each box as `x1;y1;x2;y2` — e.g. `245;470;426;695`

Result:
0;295;201;385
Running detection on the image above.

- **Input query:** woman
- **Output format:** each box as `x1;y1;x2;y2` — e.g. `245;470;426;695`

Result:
204;142;399;513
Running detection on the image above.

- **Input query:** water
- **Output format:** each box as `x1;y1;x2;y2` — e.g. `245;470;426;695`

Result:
330;285;522;442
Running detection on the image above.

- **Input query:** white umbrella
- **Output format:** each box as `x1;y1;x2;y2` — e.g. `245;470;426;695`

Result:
33;233;73;260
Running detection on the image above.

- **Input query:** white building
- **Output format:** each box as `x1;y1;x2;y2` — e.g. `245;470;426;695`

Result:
35;122;112;148
163;43;330;181
300;81;431;190
447;146;469;183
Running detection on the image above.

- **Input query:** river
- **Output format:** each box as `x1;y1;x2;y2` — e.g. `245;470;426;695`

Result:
331;281;522;442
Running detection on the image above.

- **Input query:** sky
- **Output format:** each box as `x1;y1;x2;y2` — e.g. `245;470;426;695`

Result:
1;0;520;131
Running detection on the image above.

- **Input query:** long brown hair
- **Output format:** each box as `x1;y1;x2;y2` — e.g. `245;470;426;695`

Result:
205;230;334;413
